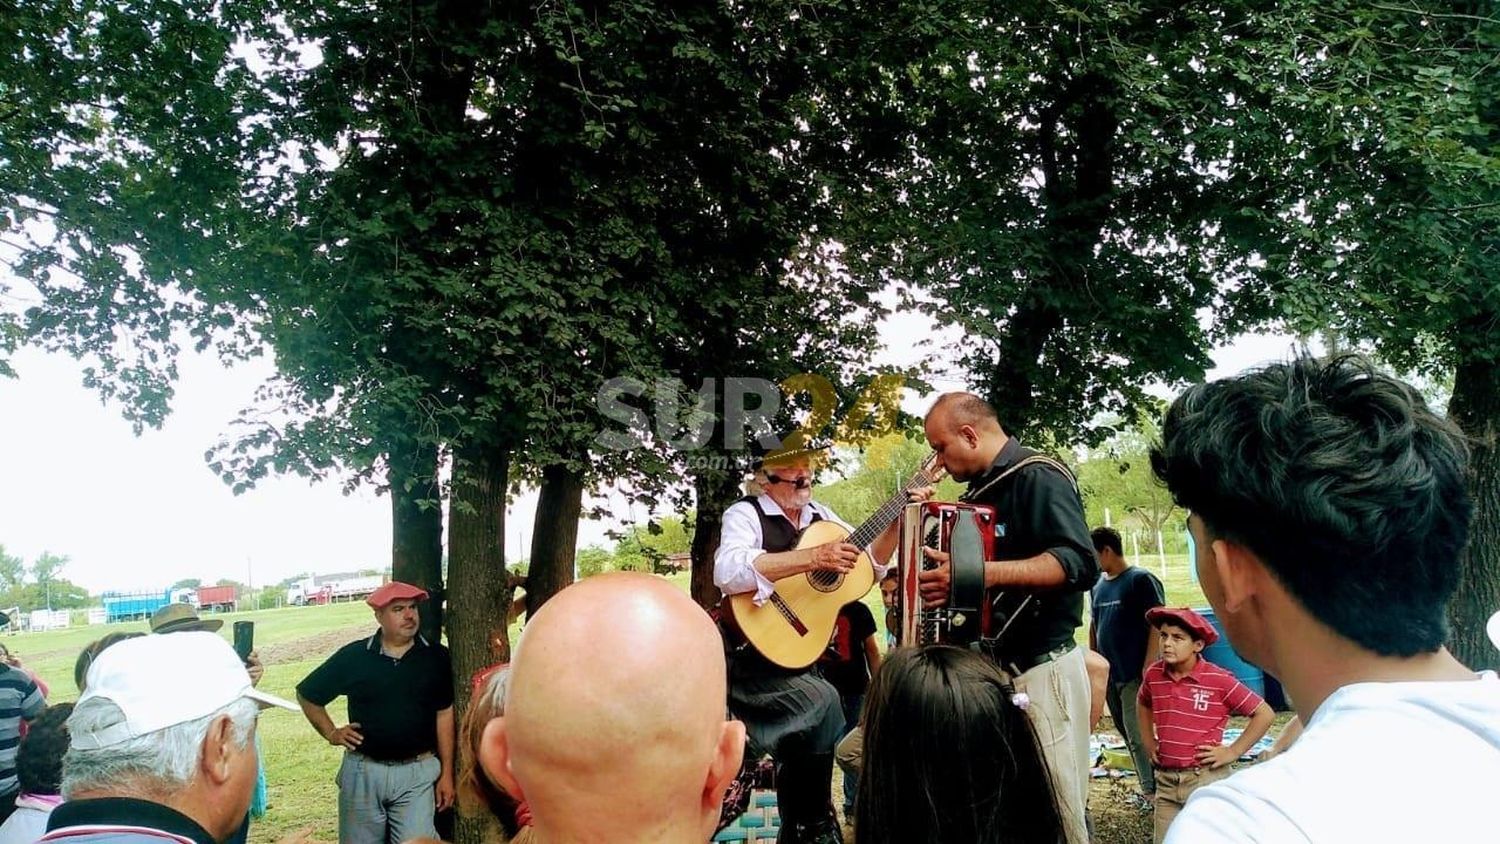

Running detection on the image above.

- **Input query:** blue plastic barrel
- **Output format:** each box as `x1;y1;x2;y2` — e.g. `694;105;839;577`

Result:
1194;607;1265;698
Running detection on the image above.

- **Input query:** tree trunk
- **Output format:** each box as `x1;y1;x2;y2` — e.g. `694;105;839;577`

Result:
445;441;513;844
985;301;1064;437
1446;353;1500;673
447;441;513;679
390;439;445;642
690;461;745;609
526;462;584;618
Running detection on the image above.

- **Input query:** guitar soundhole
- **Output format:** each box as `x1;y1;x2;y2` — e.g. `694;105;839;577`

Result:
806;571;844;593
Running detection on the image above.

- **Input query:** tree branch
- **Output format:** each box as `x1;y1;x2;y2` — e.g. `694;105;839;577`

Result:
1370;3;1499;24
1421;200;1500;214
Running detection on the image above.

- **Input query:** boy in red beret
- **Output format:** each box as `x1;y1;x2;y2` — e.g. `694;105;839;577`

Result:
1137;607;1273;844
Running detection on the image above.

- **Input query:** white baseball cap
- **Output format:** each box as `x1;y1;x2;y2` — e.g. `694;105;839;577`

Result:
72;631;297;750
1487;610;1500;654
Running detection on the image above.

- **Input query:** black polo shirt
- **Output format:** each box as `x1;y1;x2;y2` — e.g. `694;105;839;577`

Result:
296;631;454;762
961;438;1100;662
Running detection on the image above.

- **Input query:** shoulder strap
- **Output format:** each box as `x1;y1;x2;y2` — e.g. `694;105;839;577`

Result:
964;454;1078;501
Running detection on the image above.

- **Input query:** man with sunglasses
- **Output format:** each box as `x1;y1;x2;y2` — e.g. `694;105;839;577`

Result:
714;441;906;844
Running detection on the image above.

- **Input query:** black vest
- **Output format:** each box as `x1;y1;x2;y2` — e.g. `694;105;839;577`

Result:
740;495;823;552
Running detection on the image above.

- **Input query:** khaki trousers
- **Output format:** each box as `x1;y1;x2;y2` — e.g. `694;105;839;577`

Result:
1153;764;1232;843
834;725;863;778
1008;644;1091;844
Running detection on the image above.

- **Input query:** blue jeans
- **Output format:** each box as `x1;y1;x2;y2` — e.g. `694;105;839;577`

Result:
336;753;440;844
839;693;864;813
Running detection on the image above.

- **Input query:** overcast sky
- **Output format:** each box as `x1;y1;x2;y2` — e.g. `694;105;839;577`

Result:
0;306;1301;594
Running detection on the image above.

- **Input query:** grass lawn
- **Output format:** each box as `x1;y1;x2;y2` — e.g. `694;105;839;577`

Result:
5;602;377;842
4;556;1215;843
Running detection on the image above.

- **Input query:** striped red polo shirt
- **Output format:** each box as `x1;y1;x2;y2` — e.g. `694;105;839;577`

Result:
1138;656;1264;769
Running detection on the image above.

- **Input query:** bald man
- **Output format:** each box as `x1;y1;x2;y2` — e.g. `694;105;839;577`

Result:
478;573;746;844
920;392;1099;844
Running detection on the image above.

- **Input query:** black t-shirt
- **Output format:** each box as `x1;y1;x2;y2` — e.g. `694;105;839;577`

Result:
1091;566;1166;685
819;602;878;698
962;439;1100;662
297;632;454;761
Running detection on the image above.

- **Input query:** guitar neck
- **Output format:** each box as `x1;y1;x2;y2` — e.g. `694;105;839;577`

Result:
847;468;930;549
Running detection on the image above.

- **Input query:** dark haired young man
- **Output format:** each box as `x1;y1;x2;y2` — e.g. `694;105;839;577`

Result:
1090;526;1165;805
1151;356;1500;842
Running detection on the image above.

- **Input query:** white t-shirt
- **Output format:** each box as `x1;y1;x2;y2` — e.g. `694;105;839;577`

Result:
1165;673;1500;844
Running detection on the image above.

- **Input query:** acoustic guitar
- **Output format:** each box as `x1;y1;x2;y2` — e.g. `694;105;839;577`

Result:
725;456;941;669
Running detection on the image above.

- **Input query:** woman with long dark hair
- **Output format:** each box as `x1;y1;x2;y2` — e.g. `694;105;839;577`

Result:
855;646;1064;844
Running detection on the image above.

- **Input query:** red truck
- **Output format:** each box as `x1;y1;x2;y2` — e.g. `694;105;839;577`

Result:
195;585;238;612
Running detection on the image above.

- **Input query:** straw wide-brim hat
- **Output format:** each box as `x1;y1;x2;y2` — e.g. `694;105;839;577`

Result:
750;435;831;471
150;603;224;635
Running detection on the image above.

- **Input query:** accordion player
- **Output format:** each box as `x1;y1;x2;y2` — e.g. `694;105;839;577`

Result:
894;501;997;647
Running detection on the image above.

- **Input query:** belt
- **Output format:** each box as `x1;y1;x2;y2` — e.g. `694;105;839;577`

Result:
1156;764;1222;775
352;750;434;765
990;641;1076;678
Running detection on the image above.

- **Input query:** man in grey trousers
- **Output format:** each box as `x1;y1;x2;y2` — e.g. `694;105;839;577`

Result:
297;582;455;844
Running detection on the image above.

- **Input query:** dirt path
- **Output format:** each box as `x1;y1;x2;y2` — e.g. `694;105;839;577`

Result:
259;624;371;665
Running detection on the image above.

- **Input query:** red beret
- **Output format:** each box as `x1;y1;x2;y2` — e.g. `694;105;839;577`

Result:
1146;607;1219;645
366;581;429;608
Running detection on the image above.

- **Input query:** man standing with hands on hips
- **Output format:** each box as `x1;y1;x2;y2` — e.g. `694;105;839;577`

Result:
918;393;1100;844
297;582;455;844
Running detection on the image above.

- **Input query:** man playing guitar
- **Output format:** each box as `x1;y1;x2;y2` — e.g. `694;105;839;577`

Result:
714;440;919;843
917;393;1100;844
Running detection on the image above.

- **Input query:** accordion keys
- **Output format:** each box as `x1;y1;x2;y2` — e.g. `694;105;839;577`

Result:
896;502;997;647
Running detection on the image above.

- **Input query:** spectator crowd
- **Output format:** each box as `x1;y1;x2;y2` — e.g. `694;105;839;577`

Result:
2;356;1497;844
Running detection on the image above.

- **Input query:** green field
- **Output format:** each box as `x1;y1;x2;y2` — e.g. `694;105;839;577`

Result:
9;601;381;841
4;557;1208;842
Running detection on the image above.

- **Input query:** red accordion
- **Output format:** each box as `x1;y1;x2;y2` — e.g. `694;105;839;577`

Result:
895;501;997;647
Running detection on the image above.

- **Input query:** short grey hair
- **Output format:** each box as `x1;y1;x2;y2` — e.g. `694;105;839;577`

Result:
63;696;258;799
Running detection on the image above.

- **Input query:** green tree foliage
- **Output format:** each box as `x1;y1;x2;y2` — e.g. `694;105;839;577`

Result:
252;585;288;610
1075;411;1181;538
7;579;90;612
8;0;1492;677
1190;2;1499;670
30;551;67;591
0;550;88;611
612;516;693;575
0;547;24;592
829;0;1498;666
574;546;612;580
836;1;1288;444
816;433;961;526
1;0;270;425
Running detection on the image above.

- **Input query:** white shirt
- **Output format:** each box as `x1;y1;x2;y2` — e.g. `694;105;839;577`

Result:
1165;672;1500;844
715;494;881;604
0;798;58;844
